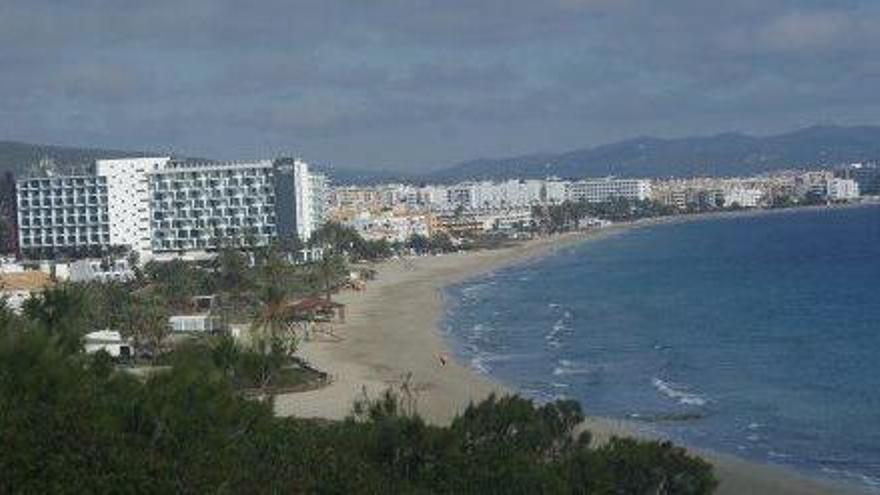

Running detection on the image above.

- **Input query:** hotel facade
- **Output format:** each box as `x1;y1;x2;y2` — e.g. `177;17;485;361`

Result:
565;178;652;203
16;157;326;260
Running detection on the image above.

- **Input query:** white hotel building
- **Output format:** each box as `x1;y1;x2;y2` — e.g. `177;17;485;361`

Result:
565;178;652;203
17;157;326;260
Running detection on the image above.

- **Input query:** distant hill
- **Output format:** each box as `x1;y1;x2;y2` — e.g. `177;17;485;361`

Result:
0;140;408;185
310;165;416;186
3;124;880;184
0;140;151;176
425;125;880;182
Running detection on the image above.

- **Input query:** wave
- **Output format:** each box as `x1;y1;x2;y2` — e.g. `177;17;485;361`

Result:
820;467;880;491
553;359;598;377
470;355;490;374
629;411;707;422
468;351;535;375
651;378;708;407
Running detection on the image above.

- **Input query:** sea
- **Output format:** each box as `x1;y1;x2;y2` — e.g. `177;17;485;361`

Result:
442;205;880;491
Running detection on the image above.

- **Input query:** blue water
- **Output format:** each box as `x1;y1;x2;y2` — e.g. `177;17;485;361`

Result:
443;206;880;491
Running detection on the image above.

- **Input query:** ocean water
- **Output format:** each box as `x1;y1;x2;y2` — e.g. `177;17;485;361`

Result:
443;206;880;491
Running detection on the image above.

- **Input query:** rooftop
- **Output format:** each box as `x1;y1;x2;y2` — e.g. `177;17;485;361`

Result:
0;271;53;291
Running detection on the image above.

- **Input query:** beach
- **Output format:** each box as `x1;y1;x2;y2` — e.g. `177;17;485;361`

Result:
275;219;866;495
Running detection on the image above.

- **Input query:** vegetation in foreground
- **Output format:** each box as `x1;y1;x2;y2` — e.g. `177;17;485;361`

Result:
0;295;717;494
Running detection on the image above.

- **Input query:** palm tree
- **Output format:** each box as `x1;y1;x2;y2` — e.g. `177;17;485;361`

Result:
250;284;297;357
314;253;346;301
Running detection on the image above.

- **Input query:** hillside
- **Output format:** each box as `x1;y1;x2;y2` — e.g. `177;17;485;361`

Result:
426;125;880;182
0;140;150;176
3;124;879;183
0;141;406;184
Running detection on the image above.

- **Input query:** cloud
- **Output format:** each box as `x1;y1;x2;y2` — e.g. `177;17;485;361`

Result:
0;0;879;169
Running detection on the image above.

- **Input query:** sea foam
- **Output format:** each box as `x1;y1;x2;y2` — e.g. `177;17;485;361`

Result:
651;378;708;407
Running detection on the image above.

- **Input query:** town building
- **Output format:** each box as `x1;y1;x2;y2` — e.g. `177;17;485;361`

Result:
345;211;431;243
827;178;860;201
68;258;135;283
0;270;53;313
16;174;110;258
84;330;134;359
566;178;652;203
840;163;880;196
16;157;327;260
723;188;764;208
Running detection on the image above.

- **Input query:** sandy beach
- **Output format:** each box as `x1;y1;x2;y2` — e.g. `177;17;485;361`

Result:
275;217;867;495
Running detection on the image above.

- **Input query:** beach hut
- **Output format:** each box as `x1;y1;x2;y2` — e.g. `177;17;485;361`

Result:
84;330;134;359
288;297;346;323
169;314;223;333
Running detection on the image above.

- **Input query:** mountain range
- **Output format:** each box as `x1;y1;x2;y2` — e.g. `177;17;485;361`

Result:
2;125;878;184
424;125;880;183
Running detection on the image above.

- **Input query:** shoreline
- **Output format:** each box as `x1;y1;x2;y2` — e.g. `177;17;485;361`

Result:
275;206;872;494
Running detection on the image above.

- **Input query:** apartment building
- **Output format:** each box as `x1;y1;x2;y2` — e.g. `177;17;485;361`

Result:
17;157;327;260
827;178;859;201
17;175;111;257
566;178;652;203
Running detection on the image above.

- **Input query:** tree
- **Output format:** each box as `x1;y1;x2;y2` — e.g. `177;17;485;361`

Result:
126;250;142;281
145;259;194;309
22;285;90;354
314;253;346;301
406;233;431;254
429;231;455;253
215;246;250;293
131;297;170;361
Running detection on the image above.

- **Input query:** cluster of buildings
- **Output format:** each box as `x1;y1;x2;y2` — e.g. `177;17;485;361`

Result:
13;157;327;261
4;155;877;260
329;177;653;241
329;166;873;242
330;177;652;213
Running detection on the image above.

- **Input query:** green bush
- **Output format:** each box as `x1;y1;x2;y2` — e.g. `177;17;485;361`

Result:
0;317;717;494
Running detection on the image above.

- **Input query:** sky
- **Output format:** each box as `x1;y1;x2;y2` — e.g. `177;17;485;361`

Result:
1;0;879;171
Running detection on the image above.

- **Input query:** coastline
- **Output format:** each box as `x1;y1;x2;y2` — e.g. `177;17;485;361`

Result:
275;207;872;494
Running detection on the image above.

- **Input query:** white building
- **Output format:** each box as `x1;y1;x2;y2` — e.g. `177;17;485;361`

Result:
566;178;652;203
827;178;859;201
723;188;764;208
169;314;223;333
84;330;134;359
16;175;110;257
310;172;329;236
541;179;568;204
345;211;431;243
17;157;327;259
68;258;134;283
96;157;170;256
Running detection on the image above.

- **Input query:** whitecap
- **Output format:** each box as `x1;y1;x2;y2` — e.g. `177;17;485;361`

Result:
470;355;490;374
554;360;595;376
651;378;708;407
820;467;880;490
